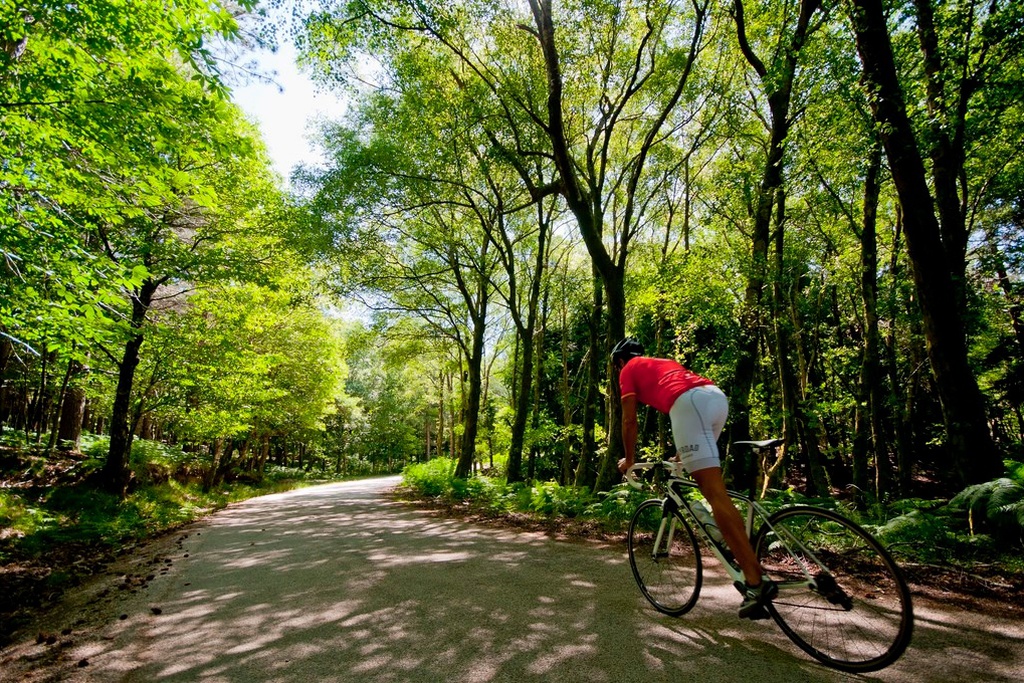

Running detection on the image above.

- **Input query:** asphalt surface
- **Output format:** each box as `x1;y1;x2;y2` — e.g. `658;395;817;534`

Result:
2;476;1022;682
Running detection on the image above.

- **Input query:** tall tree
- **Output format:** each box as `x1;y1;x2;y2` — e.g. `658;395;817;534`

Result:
847;0;1009;485
728;0;825;490
299;0;716;489
296;54;507;477
97;88;279;495
523;0;712;491
492;200;556;483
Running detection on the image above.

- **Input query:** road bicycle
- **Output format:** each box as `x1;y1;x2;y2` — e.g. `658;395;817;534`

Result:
624;439;914;673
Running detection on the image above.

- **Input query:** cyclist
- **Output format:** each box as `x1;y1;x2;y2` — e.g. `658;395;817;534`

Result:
611;337;777;619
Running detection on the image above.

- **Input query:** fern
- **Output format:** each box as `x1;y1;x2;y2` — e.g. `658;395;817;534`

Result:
988;478;1024;515
1005;499;1024;528
1006;459;1024;484
950;476;1024;539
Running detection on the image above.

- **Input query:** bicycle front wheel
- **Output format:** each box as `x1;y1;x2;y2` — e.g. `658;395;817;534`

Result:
627;498;702;616
754;506;913;672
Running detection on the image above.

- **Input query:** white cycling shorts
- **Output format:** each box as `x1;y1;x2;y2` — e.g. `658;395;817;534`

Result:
668;384;729;474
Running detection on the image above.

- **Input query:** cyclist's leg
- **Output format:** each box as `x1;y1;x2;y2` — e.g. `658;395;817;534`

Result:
669;386;763;586
691;468;761;585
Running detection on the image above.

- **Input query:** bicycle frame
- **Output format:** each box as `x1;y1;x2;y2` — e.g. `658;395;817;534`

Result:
628;461;829;595
626;458;913;672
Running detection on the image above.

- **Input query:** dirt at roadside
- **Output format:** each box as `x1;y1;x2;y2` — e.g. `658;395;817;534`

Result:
0;526;196;682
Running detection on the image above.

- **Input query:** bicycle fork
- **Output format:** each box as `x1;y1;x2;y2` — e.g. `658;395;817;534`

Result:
651;501;679;560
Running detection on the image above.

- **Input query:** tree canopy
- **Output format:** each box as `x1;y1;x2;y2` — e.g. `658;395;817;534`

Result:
3;0;1024;505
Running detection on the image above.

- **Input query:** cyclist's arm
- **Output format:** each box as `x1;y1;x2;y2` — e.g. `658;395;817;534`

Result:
619;394;638;472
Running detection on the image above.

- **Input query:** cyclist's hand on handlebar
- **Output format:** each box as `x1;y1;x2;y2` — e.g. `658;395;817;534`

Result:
623;461;654;489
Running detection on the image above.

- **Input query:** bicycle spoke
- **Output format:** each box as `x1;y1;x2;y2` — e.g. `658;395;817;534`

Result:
754;506;913;672
628;499;702;616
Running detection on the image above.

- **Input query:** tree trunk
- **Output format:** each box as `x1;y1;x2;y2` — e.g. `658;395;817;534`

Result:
437;367;446;458
770;187;830;496
559;272;574;485
56;362;85;450
507;334;533;482
527;281;550;482
448;370;457;462
103;279;158;496
728;0;821;491
0;338;11;433
31;350;52;443
257;435;271;476
851;145;889;503
58;386;86;449
862;145;892;500
504;208;549;483
595;272;627;492
454;259;490;478
203;438;225;491
849;0;1001;486
46;356;76;453
575;273;603;488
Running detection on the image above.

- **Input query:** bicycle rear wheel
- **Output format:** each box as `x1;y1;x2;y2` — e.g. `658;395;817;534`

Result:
753;506;913;672
627;498;702;616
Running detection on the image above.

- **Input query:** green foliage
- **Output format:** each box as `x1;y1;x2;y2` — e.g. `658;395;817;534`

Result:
0;436;320;564
402;458;649;527
0;0;264;355
148;278;346;448
80;434;198;482
401;458;458;497
524;481;594;517
0;492;56;540
949;460;1024;537
584;485;651;524
864;464;1024;565
400;461;839;534
262;465;333;484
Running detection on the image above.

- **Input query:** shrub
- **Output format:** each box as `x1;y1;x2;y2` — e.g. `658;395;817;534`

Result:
402;458;457;497
871;508;969;563
586;484;649;524
527;481;595;517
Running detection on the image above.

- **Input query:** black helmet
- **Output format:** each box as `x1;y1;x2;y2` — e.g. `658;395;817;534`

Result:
611;337;644;364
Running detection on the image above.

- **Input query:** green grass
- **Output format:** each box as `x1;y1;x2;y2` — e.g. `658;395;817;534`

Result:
0;477;298;563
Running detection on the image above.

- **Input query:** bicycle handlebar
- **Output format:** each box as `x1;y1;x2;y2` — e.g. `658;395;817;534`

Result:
623;462;656;489
624;460;687;489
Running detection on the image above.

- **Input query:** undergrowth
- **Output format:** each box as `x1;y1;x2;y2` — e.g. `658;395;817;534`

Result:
400;458;650;529
0;435;331;565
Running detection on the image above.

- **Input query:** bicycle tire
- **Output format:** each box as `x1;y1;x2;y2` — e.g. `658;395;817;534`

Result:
627;498;702;616
753;505;914;672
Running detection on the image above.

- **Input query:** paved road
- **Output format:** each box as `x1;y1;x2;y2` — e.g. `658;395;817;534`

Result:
3;477;1022;682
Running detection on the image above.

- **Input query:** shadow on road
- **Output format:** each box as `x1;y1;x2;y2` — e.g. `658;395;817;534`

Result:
5;478;1023;683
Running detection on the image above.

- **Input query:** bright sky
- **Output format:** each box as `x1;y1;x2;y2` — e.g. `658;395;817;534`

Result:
229;41;348;183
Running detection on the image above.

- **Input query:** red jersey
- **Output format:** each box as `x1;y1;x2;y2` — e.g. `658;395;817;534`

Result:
618;357;714;414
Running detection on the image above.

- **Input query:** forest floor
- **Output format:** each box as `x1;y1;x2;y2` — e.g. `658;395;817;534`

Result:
2;458;1023;650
